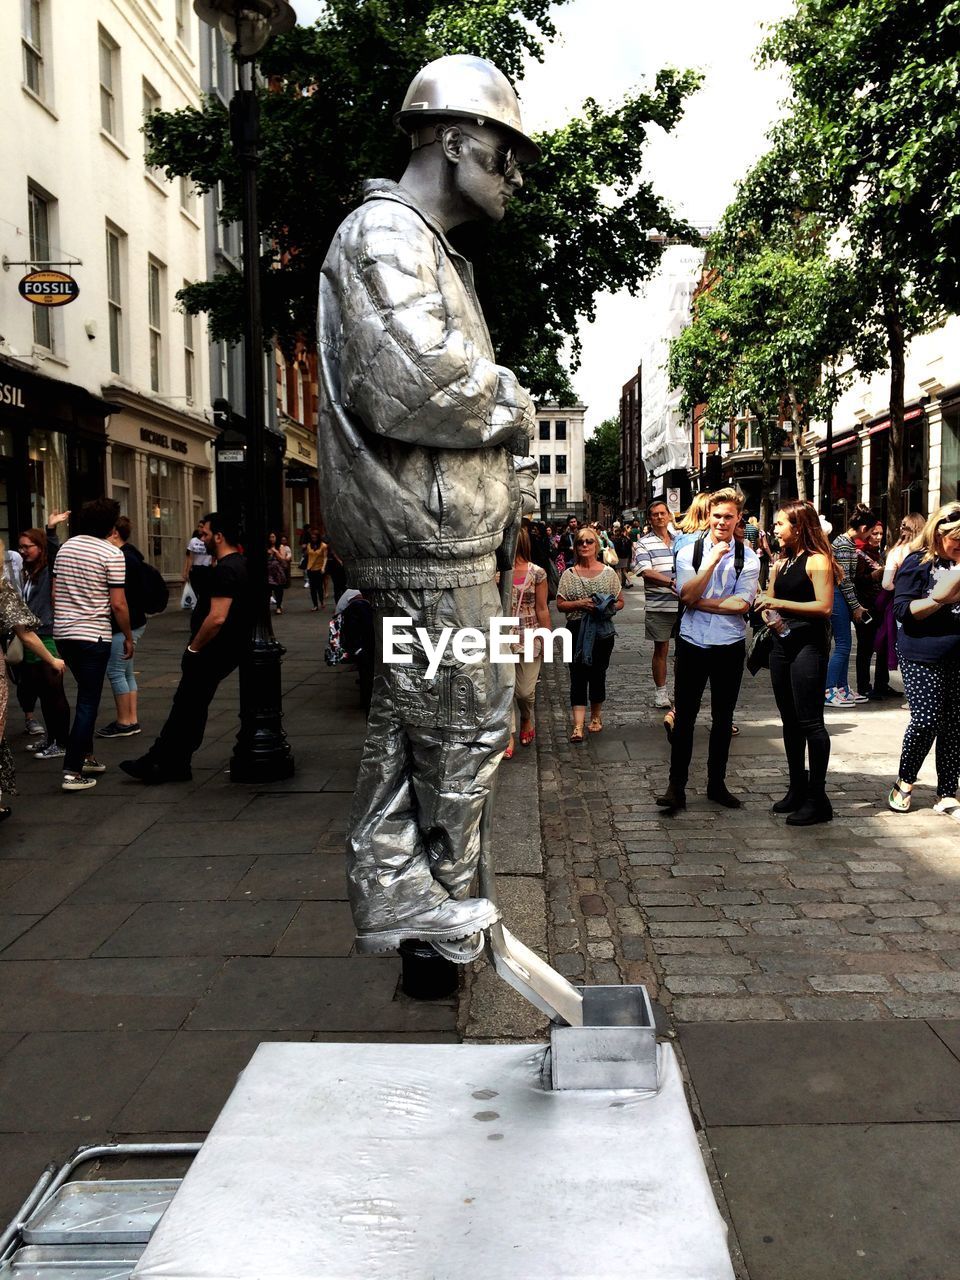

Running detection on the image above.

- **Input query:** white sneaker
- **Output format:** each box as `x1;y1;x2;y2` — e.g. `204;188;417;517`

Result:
846;687;870;703
825;687;856;707
653;686;672;709
62;773;97;792
933;796;960;823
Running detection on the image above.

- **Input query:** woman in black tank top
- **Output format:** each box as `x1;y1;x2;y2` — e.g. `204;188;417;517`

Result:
755;502;841;826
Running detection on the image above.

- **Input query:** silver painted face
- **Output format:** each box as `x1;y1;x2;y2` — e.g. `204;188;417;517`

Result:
452;124;523;223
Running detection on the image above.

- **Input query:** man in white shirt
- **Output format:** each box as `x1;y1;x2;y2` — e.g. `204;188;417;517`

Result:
656;491;759;812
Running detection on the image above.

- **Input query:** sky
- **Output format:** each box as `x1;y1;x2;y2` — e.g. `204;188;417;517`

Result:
289;0;793;433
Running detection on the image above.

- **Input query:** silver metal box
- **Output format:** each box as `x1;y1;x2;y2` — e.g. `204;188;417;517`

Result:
550;983;659;1091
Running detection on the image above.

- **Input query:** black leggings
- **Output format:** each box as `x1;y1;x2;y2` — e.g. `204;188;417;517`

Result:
307;570;325;608
567;622;614;706
854;614;888;695
769;634;831;791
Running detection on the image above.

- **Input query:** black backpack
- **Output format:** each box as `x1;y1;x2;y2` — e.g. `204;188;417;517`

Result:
140;560;170;615
677;534;745;624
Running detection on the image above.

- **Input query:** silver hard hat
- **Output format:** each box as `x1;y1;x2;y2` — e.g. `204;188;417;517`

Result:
395;54;540;163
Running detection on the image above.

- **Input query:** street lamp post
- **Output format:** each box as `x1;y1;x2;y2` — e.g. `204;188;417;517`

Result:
194;0;296;783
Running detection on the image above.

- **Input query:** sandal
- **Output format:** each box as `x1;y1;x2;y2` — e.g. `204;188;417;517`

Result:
588;717;603;734
570;726;584;743
887;779;913;813
731;724;740;736
503;742;515;761
933;796;960;823
519;727;535;746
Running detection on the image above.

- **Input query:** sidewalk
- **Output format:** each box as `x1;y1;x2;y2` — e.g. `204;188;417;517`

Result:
2;584;959;1279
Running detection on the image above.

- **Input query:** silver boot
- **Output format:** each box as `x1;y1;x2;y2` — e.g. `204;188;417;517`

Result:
355;896;500;955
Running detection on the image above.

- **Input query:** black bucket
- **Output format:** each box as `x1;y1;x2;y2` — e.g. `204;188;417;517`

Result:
399;939;459;1000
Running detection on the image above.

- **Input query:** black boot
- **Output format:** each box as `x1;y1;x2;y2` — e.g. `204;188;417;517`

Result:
772;772;808;814
655;782;686;811
786;785;833;826
706;781;742;809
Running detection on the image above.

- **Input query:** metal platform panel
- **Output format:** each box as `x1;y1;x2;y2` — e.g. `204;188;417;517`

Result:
132;1042;733;1280
0;1243;143;1278
22;1182;181;1246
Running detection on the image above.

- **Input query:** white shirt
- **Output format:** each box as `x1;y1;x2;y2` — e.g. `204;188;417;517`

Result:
675;534;760;649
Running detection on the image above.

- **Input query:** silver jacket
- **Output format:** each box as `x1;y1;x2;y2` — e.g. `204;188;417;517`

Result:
317;180;536;590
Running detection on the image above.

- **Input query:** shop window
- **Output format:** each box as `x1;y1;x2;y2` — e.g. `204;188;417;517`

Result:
147;455;184;577
98;26;121;140
869;417;927;523
941;404;960;506
28;429;68;527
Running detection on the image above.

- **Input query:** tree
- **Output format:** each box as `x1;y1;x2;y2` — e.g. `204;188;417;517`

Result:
584;416;621;509
145;0;701;400
757;0;960;539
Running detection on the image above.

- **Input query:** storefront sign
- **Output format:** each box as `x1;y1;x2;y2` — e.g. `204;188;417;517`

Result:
219;448;244;463
0;381;26;408
18;270;80;306
140;427;188;455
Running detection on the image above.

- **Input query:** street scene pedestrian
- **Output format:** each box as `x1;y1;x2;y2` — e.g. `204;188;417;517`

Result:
97;516;148;739
825;505;881;707
633;499;679;708
17;513;71;757
505;524;551;758
556;527;624;742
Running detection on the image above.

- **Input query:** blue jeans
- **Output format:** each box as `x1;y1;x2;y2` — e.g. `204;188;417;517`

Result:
825;588;853;690
58;638;111;774
106;625;146;695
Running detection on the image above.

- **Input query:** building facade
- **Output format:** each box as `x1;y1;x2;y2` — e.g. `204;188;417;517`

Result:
534;402;586;523
275;344;320;546
811;314;960;529
619;368;645;511
1;0;217;574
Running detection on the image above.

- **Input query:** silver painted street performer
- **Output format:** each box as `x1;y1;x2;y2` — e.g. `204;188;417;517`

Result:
317;55;538;961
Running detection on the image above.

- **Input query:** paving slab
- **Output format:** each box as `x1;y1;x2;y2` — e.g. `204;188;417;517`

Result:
1;903;139;960
0;958;224;1032
272;901;356;957
709;1123;960;1280
229;852;348;900
68;855;256;902
929;1019;960;1063
0;1030;174;1130
0;1131;93;1223
0;852;115;914
680;1021;960;1125
122;821;316;858
0;915;41;950
94;900;302;957
188;956;454;1033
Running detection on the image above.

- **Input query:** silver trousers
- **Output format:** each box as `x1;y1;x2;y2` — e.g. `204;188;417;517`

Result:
346;580;513;932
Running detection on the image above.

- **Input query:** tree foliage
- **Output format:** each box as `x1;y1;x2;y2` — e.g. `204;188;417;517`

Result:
145;0;701;400
584;416;621;508
743;0;960;536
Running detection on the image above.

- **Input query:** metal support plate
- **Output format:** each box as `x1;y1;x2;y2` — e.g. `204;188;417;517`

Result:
0;1244;143;1278
132;1042;734;1280
23;1183;180;1246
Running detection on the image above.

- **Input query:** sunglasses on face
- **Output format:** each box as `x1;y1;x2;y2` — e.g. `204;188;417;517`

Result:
456;129;520;180
576;538;596;546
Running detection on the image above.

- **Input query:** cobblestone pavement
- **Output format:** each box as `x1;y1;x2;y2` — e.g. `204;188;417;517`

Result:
533;584;960;1024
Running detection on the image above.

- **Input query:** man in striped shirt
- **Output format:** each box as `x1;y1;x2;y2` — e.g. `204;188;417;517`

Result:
52;498;133;792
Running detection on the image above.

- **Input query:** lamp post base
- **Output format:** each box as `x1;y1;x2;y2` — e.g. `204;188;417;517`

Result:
230;624;295;784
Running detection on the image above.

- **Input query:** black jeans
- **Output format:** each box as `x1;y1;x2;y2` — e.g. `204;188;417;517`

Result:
567;620;615;705
669;636;745;789
307;570;325;607
58;638;111;774
16;658;71;748
147;647;239;770
854;614;888;695
769;633;831;792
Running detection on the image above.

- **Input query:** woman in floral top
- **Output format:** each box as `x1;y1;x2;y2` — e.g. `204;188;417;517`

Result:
505;525;551;759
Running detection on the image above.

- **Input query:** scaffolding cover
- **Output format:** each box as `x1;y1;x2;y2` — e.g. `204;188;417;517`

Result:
640;247;705;476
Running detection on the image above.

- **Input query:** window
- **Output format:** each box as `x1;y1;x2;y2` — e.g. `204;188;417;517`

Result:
22;0;44;96
209;27;231;98
142;78;161;172
555;488;567;508
175;0;188;44
182;285;195;404
179;174;196;217
147;257;165;392
539;454;551;475
105;225;124;374
28;187;53;350
147;455;184;576
98;27;120;138
556;454;567;475
538;419;550;441
214;182;241;260
111;444;134;509
555;420;567;441
539;487;551;512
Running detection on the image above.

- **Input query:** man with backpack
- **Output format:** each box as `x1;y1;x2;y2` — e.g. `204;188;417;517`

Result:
656;491;759;813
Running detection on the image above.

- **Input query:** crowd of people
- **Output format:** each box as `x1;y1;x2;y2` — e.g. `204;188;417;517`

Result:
526;495;960;829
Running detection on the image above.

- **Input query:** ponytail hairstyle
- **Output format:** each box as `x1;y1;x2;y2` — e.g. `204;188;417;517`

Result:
777;499;843;584
847;504;881;535
897;512;925;549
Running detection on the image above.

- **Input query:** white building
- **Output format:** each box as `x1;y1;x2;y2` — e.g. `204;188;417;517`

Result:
534;401;586;521
0;0;216;575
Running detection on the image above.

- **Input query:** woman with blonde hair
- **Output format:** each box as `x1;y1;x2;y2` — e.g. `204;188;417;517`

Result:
887;504;960;818
875;511;926;682
557;527;624;741
756;500;842;825
672;491;713;553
